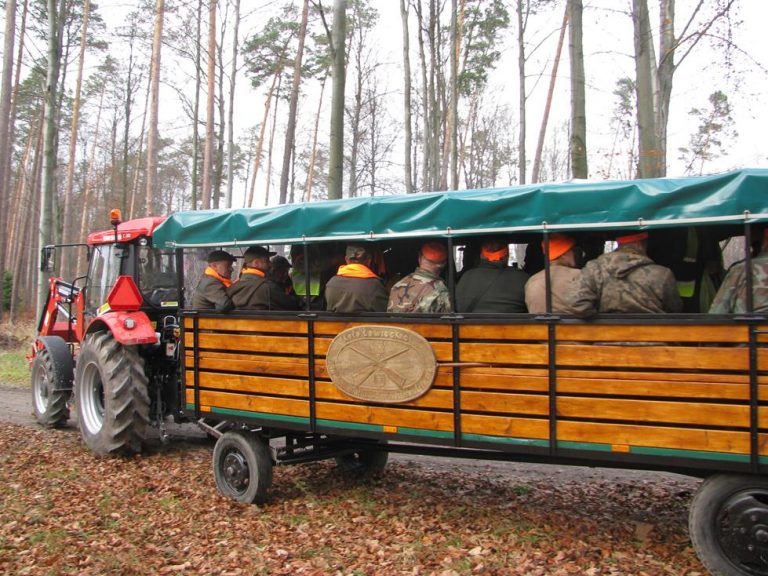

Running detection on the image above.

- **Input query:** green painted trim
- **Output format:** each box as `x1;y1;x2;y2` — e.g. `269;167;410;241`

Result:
462;433;549;448
185;404;762;465
630;446;750;463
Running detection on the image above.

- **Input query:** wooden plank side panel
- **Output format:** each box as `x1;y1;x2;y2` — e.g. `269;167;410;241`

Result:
184;316;308;334
316;402;454;432
557;324;749;343
187;353;310;378
461;414;549;440
460;324;548;340
460;342;548;365
556;376;760;401
187;371;309;397
187;389;309;418
557;344;749;371
557;420;761;455
558;396;754;428
185;332;308;355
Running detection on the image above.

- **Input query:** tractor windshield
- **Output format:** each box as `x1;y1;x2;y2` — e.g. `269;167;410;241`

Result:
138;246;179;308
86;243;125;312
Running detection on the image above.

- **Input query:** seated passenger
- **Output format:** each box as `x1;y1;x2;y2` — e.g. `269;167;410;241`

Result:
525;233;582;314
709;228;768;314
192;249;235;312
456;238;529;313
228;246;299;311
270;255;296;296
325;243;387;312
387;242;452;313
568;232;682;317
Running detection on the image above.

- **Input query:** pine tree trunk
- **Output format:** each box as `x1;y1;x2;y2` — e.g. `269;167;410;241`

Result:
225;0;241;209
0;0;16;321
399;0;413;194
201;0;216;209
246;69;280;207
532;6;567;184
191;0;203;209
633;0;660;178
61;0;90;279
327;0;346;200
568;0;588;179
304;75;327;202
516;0;527;184
146;0;165;214
38;0;62;318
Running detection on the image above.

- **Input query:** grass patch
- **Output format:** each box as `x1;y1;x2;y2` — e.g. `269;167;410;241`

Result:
0;349;29;387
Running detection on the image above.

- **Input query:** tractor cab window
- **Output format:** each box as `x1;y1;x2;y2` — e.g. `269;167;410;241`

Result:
86;243;126;312
138;245;179;308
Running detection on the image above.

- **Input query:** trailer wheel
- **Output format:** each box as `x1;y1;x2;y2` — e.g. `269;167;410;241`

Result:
31;336;73;428
689;474;768;576
335;442;389;476
213;431;273;505
74;332;150;456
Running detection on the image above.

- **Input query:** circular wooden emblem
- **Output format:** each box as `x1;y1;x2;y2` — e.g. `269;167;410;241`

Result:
326;326;437;404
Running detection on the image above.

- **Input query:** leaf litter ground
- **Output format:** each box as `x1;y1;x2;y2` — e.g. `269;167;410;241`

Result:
0;423;705;575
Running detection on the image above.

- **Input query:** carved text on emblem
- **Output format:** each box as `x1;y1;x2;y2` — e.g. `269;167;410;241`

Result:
326;326;437;404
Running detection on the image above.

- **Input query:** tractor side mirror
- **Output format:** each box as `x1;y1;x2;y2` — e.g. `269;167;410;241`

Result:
40;246;55;273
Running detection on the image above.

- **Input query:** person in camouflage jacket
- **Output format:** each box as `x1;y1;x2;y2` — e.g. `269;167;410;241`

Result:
709;229;768;314
387;242;452;314
568;232;682;317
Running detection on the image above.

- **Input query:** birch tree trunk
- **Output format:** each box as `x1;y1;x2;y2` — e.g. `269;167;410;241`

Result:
327;0;346;200
145;0;165;214
399;0;413;194
201;0;216;209
568;0;588;178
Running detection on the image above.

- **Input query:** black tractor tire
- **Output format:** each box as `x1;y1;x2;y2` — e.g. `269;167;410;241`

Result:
335;442;389;476
31;336;73;428
74;331;150;456
213;431;273;505
689;473;768;576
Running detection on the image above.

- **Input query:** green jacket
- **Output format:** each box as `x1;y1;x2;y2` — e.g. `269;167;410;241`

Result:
456;260;528;313
191;275;233;312
228;273;300;311
325;275;388;313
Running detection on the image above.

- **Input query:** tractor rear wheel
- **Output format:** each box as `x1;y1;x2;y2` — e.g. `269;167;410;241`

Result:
74;331;150;456
31;336;73;428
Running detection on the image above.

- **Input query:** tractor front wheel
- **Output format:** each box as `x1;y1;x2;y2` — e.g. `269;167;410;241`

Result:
31;336;73;428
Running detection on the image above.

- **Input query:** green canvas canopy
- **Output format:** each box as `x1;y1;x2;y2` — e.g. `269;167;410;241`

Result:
152;168;768;248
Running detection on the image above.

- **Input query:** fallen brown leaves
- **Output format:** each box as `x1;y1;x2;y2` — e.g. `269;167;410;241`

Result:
0;423;705;575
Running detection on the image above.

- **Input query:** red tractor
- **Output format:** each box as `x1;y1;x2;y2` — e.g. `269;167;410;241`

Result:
29;210;183;455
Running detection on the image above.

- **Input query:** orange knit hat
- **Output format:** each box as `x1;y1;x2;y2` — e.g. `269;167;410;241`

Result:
616;231;649;245
544;233;576;261
421;242;448;263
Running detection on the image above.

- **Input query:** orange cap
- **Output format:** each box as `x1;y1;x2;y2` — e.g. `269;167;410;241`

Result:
421;242;447;263
616;231;648;245
481;245;509;262
544;233;576;261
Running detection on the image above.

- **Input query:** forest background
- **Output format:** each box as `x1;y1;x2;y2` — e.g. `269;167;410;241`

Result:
0;0;765;321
